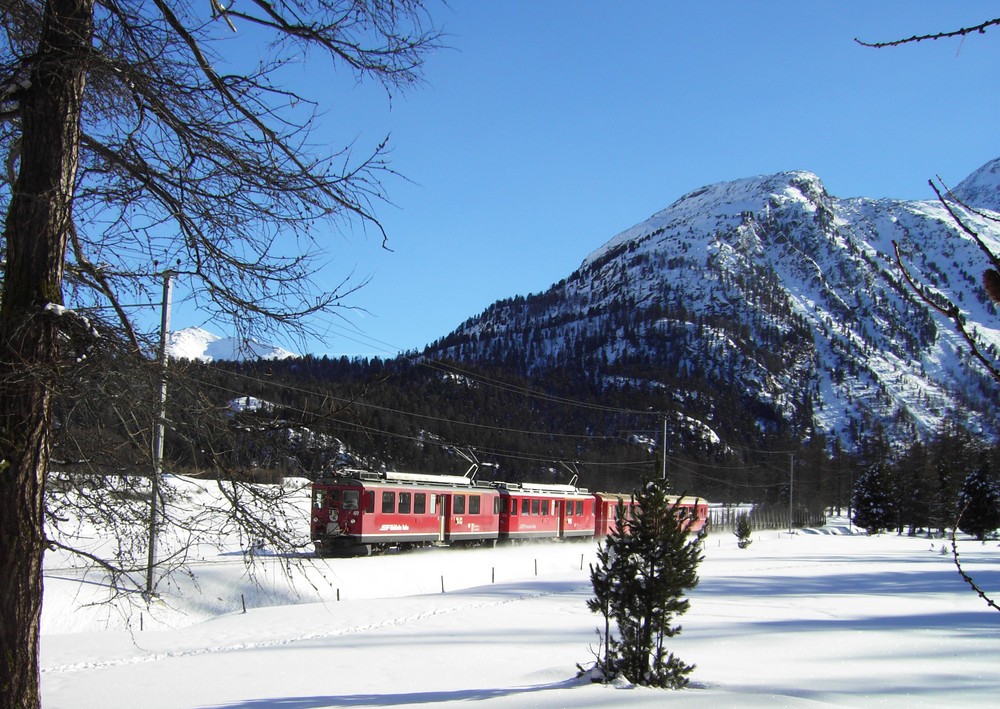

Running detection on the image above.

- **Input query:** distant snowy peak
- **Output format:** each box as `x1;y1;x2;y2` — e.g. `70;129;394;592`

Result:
952;157;1000;212
167;327;297;362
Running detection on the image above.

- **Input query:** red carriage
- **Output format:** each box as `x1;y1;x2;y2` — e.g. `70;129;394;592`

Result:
593;492;709;536
310;469;499;556
495;482;596;541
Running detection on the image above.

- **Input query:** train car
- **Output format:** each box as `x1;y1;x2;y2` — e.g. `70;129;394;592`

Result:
670;495;709;534
594;491;635;537
593;492;709;536
310;469;500;556
495;482;596;542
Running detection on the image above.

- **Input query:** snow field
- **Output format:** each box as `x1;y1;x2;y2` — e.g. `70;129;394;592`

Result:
40;524;1000;708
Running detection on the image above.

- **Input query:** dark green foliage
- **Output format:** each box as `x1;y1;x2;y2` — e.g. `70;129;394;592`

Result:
852;462;896;534
586;481;703;688
957;462;1000;541
184;354;860;508
734;513;753;549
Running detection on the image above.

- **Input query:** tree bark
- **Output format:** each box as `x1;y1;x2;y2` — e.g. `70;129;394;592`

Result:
0;1;93;706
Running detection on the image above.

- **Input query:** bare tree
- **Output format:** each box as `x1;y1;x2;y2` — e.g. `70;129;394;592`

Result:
859;17;1000;613
0;2;441;705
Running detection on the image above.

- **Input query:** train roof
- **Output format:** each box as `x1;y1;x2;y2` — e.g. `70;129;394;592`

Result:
492;481;590;495
320;468;477;488
594;491;707;505
317;469;591;495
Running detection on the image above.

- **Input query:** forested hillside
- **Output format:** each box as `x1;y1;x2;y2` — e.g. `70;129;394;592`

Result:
112;350;986;532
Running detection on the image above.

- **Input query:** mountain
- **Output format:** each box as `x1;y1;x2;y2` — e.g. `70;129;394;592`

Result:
424;163;1000;448
953;157;1000;210
167;327;296;362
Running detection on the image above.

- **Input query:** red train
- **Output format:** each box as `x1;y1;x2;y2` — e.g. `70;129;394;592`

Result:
309;469;708;557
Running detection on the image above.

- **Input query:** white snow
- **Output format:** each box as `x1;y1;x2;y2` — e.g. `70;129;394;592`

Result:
38;476;1000;708
167;326;297;362
229;395;275;414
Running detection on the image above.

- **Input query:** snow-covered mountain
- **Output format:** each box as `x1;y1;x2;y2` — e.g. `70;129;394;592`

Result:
167;327;296;362
426;161;1000;447
953;156;1000;210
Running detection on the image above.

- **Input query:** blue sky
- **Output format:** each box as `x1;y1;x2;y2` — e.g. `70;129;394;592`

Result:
172;1;1000;358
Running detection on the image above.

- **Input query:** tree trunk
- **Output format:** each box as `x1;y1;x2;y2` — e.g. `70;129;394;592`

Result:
0;1;93;706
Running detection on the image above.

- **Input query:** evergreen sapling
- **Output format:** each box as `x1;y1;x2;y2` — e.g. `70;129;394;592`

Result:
584;481;704;689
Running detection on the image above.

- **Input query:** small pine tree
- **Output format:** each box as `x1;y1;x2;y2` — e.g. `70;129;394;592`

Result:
957;462;1000;541
585;481;703;688
734;513;753;549
852;462;896;535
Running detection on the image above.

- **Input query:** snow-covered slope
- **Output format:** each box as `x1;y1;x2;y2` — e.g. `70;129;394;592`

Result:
427;162;1000;447
953;157;1000;211
167;326;296;362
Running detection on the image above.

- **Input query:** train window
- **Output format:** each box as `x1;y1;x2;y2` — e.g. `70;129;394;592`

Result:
470;495;481;514
341;490;358;510
541;500;549;516
495;497;501;514
364;491;374;513
453;495;466;514
398;492;412;514
381;491;395;513
531;499;540;516
414;493;426;514
312;490;326;509
429;495;437;514
576;500;584;516
521;498;530;515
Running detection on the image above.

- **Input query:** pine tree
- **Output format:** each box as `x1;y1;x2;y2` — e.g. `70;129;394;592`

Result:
852;462;896;535
734;513;753;549
585;481;704;688
957;462;1000;541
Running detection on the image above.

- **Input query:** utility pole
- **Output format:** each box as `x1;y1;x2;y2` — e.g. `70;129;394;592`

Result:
146;271;174;598
661;417;668;483
788;452;795;534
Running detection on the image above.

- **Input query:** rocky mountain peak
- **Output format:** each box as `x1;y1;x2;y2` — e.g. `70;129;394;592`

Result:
425;158;1000;449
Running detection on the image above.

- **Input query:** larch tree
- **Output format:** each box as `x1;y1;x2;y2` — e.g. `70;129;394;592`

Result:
858;14;1000;613
0;1;441;706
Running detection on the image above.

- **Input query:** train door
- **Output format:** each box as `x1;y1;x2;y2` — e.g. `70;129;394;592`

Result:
555;499;565;538
436;493;447;544
448;493;467;541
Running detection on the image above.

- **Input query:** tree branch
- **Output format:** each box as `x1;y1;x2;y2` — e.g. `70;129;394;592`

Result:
856;18;1000;48
951;505;1000;613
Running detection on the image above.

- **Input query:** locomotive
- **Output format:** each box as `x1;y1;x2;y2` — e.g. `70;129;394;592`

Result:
309;468;708;557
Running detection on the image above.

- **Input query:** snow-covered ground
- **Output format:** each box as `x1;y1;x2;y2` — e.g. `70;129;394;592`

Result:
40;489;1000;708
